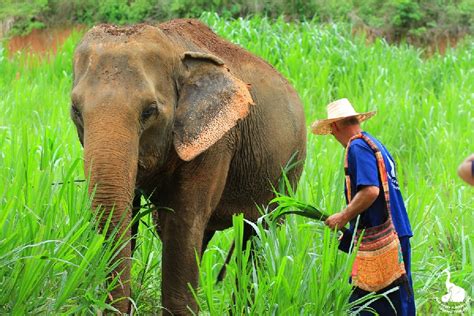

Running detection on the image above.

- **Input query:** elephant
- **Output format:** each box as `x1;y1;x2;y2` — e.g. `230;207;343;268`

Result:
70;19;306;314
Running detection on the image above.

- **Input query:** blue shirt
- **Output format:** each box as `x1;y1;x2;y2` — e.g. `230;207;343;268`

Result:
345;132;413;238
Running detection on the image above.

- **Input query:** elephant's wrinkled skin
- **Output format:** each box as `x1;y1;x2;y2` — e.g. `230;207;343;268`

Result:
71;19;306;314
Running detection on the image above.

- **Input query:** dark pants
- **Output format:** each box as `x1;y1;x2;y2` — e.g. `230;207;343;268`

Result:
349;237;415;315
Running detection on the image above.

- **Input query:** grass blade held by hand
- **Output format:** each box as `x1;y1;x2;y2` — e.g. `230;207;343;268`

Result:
270;195;348;233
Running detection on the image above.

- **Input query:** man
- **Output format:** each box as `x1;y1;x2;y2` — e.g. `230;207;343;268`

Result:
458;154;474;185
311;98;415;315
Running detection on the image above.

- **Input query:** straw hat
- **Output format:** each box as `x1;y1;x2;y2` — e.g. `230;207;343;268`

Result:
311;98;376;135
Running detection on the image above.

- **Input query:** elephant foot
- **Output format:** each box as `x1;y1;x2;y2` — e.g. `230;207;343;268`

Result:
162;307;194;316
107;273;132;314
162;293;198;316
107;295;131;315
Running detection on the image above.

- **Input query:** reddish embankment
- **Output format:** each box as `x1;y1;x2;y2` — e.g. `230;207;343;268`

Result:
4;25;464;58
6;26;85;57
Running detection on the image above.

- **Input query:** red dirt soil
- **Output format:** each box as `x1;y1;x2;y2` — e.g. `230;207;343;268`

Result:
5;24;463;58
6;26;86;57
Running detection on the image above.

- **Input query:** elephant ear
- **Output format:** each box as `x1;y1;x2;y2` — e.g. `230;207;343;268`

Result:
173;51;254;161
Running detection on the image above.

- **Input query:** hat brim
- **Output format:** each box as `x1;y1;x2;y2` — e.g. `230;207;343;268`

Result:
310;111;377;135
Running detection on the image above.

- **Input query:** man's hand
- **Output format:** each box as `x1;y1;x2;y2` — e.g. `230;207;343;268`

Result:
325;211;349;230
458;154;474;186
325;185;380;230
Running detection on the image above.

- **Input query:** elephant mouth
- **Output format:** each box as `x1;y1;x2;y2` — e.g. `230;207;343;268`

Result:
137;157;152;171
137;147;162;171
136;154;163;185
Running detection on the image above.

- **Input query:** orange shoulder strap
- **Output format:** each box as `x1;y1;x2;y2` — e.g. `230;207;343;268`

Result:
344;133;391;218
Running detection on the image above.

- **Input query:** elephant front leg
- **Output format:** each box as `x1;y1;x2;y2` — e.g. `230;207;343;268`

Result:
160;213;205;315
157;146;233;315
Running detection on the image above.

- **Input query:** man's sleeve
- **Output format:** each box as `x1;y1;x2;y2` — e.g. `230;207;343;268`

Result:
348;142;380;189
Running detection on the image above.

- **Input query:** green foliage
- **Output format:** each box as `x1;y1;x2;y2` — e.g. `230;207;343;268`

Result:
0;0;48;19
392;0;423;28
1;0;472;40
0;0;48;35
353;0;473;39
0;14;472;313
96;0;158;24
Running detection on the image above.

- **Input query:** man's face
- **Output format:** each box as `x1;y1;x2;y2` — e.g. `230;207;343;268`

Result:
330;121;345;146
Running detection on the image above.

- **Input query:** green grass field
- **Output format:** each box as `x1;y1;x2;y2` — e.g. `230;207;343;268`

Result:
0;13;472;314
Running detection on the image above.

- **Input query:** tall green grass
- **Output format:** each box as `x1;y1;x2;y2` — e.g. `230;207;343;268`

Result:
0;14;472;314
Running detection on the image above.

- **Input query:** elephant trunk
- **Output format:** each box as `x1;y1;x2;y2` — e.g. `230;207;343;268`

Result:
84;113;139;313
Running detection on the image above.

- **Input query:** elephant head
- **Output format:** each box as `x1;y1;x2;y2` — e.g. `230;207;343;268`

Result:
70;24;253;312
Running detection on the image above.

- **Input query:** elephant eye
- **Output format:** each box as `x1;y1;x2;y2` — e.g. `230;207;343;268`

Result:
71;103;82;120
141;103;158;122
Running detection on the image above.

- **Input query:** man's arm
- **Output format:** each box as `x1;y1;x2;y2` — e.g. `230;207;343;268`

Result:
458;154;474;186
325;185;380;230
